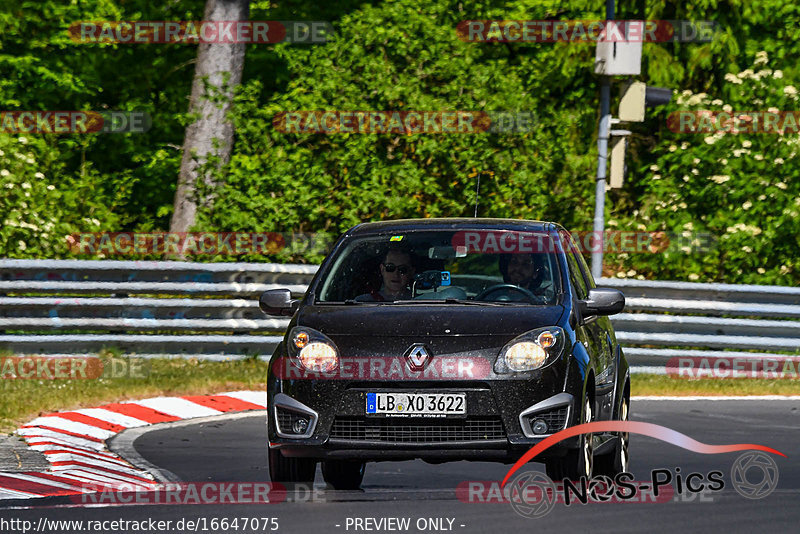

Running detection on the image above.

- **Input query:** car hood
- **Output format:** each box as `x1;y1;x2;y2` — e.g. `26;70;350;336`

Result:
296;304;565;338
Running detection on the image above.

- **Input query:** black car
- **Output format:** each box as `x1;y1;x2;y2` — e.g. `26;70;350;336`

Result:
260;218;629;489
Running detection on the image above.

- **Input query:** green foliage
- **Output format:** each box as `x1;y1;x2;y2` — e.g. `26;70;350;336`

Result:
610;50;799;284
0;0;797;284
0;0;204;252
201;0;604;262
0;133;129;257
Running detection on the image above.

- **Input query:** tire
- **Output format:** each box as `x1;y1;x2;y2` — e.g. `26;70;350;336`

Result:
268;448;317;484
322;460;366;490
594;395;630;477
546;396;593;481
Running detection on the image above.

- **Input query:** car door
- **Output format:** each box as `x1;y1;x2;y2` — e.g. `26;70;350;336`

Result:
560;235;613;421
570;246;616;421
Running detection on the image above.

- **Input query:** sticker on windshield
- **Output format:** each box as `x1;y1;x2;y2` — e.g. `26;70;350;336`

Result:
390;235;404;242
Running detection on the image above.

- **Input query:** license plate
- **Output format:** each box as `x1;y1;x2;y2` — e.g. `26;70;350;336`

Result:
366;393;466;417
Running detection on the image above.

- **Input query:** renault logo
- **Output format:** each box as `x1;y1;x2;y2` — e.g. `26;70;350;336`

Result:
406;344;431;371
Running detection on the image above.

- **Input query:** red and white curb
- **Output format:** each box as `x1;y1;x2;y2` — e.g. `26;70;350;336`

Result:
0;391;266;500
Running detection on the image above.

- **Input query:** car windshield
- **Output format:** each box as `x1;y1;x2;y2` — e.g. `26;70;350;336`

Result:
315;229;562;305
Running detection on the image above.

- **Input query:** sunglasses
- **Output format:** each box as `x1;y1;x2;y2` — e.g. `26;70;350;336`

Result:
383;263;412;275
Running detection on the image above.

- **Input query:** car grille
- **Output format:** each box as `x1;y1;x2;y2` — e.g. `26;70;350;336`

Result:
330;417;506;443
527;406;569;432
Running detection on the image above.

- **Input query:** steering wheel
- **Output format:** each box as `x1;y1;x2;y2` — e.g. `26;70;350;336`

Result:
474;284;542;303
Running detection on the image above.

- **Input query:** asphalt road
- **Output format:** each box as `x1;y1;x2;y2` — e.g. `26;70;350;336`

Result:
2;399;799;534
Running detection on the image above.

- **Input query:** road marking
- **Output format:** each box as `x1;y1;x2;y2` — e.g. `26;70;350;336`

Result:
32;442;126;461
132;397;222;418
46;454;139;473
0;390;265;501
52;470;152;489
73;408;150;428
183;393;266;412
633;395;800;400
221;390;268;407
17;429;104;449
22;417;115;441
0;486;39;500
24;435;106;452
45;412;127;433
42;449;129;467
0;472;92;493
99;402;181;424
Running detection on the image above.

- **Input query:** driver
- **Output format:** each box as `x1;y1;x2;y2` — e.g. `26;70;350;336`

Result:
498;253;550;297
355;247;416;301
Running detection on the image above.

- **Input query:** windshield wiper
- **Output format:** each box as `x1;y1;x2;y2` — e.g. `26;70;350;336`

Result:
386;298;510;307
442;298;512;306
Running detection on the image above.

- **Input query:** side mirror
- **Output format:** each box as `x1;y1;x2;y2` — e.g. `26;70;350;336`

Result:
259;289;299;317
579;288;625;317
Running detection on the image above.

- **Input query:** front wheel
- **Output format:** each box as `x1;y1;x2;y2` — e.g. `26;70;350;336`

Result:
595;396;630;477
546;396;593;481
322;460;366;490
268;448;317;484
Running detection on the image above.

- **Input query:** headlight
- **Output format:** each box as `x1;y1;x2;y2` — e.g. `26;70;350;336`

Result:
299;342;338;373
495;327;564;373
505;342;548;371
287;327;339;374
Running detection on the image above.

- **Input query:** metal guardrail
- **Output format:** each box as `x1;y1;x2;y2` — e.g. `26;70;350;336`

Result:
601;278;800;369
1;260;798;370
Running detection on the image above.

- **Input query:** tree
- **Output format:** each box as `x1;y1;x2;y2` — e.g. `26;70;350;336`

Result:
170;0;250;234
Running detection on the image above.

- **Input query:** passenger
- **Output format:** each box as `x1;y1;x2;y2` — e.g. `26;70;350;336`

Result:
356;248;416;301
498;253;550;297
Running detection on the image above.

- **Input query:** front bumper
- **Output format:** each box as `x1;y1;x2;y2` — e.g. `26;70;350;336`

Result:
267;338;588;462
269;385;582;462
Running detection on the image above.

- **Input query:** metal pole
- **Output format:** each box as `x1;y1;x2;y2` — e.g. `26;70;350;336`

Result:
592;82;611;278
590;0;615;279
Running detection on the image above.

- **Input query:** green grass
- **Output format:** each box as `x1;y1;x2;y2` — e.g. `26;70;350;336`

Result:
632;373;800;396
0;353;268;435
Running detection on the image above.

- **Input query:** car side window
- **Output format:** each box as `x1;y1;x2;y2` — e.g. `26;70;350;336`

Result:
572;249;596;291
562;244;589;300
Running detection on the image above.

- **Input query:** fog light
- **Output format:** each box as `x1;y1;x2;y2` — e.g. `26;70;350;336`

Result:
293;418;309;434
532;418;548;435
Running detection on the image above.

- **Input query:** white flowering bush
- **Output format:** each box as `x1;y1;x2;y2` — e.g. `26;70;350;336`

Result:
0;134;124;257
613;51;799;285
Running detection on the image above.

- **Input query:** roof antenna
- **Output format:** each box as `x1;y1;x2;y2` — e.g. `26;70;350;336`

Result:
474;172;481;218
472;170;492;217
